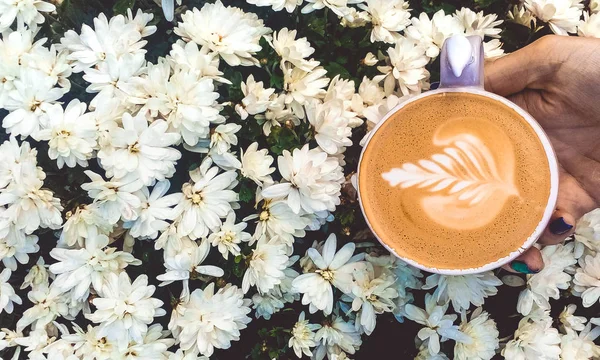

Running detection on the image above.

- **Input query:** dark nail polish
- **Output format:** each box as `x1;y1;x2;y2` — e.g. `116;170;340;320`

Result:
430;82;440;90
510;261;540;274
549;217;573;235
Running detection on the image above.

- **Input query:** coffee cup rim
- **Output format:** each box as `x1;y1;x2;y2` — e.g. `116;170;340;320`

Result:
356;88;560;275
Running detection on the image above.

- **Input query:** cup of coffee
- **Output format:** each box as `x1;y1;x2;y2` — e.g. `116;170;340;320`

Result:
357;35;559;275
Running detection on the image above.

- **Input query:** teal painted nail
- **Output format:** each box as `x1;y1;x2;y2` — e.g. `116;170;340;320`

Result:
510;261;538;274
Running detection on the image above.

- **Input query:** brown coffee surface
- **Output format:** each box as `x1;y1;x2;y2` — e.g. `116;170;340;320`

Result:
359;92;551;270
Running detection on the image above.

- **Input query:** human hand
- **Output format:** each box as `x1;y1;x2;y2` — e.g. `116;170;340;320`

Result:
485;35;600;274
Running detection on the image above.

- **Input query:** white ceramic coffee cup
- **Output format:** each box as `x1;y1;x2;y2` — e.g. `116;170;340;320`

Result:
357;35;559;275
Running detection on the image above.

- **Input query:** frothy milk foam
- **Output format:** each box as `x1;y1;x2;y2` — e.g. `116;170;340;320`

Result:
359;92;551;270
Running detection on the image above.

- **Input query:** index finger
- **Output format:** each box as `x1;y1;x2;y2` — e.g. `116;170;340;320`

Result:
484;36;561;96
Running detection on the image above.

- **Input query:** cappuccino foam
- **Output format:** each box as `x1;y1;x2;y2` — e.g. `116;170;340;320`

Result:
359;92;551;270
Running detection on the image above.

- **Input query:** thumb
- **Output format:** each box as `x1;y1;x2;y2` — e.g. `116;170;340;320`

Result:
502;247;544;274
484;36;561;97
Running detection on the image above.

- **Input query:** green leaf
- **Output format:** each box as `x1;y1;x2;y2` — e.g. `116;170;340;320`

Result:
239;182;255;203
474;0;499;9
113;0;135;15
337;206;356;227
234;255;243;264
324;62;351;80
266;126;301;155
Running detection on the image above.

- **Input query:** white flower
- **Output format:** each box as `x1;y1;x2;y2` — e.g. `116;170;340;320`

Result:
392;259;423;322
22;44;72;90
235;75;276;120
282;62;330;118
175;161;239;240
14;326;52;357
508;5;538;28
358;0;411;43
508;6;539;32
579;11;600;37
454;308;499;360
0;227;39;271
574;208;600;258
126;8;157;38
98;112;181;185
173;283;252;357
86;272;166;350
210;123;241;155
0;268;21;314
0;0;55;32
524;0;584;35
423;272;502;312
0;177;63;233
347;267;398;335
405;10;465;58
255;94;297;136
289;311;321;358
123;181;182;239
306;99;353;155
0;136;41;189
251;292;284;320
324;75;362;128
59;203;113;248
20;256;48;290
161;0;182;21
270;28;319;71
502;313;562;360
351;76;385;117
34;100;97;168
518;243;577;315
376;37;430;96
560;323;600;359
404;294;470;356
2;68;65;139
574;252;600;307
244;198;310;247
81;171;144;224
62;324;115;359
208;211;251;260
292;234;366;315
246;0;303;13
313;313;362;358
168;40;229;84
301;0;362;18
341;8;371;28
16;285;69;331
262;144;344;214
58;12;152;73
454;8;503;38
240;142;275;187
82;52;146;106
416;345;450;360
242;237;289;294
559;304;587;332
174;0;271;67
483;39;505;59
49;232;141;302
115;324;174;359
157;238;224;298
134;59;225;147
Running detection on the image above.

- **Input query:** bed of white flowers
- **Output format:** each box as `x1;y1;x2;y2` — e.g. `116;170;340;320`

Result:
1;0;600;359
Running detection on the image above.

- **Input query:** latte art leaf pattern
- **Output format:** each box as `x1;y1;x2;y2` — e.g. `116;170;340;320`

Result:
382;134;520;206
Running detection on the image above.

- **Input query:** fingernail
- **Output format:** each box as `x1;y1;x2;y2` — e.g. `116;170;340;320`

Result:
549;217;573;235
510;261;540;274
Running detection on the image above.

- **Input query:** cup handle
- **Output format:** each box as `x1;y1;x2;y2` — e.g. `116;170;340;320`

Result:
439;35;484;89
